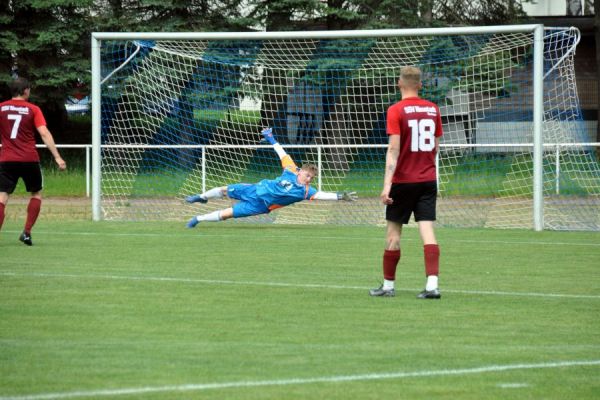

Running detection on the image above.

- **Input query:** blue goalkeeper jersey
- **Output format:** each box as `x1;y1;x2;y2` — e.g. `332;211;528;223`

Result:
255;167;318;211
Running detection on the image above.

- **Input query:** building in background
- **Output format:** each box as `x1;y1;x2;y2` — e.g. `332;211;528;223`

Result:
524;0;597;141
523;0;593;16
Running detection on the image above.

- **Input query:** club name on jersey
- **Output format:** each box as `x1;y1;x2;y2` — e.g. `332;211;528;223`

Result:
404;105;437;116
1;105;29;114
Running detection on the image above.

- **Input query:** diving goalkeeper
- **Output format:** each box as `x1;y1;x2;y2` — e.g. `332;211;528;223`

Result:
185;128;357;227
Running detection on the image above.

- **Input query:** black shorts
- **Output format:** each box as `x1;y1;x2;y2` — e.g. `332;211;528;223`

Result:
0;162;43;194
386;181;437;224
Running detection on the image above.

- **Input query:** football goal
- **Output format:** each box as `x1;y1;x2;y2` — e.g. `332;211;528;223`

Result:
91;25;600;230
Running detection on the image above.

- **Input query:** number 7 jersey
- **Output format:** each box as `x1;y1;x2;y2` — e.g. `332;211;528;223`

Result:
0;99;46;162
386;96;443;183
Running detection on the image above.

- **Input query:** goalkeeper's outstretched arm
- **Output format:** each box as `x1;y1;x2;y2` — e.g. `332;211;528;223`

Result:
312;191;358;202
261;127;297;169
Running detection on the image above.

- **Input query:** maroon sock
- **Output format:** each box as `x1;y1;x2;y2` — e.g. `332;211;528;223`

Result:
424;244;440;277
383;249;401;281
24;198;42;234
0;202;5;231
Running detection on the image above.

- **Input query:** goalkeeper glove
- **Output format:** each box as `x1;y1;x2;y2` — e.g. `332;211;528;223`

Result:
261;127;277;145
337;191;358;202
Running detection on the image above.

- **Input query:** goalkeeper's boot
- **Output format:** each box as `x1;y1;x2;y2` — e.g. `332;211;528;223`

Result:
369;285;395;297
417;288;441;299
19;231;33;246
186;194;207;204
186;216;199;228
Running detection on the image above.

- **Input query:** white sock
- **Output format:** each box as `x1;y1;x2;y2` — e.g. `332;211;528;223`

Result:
425;275;438;291
202;187;224;200
197;210;222;222
383;279;395;290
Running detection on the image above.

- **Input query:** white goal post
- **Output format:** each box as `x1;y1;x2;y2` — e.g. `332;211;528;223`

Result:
91;25;600;231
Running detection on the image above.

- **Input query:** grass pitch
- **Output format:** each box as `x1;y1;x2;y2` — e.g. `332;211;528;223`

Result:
1;221;599;399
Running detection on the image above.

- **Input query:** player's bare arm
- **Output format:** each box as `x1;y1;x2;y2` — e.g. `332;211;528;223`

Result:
312;191;357;201
381;135;400;205
37;125;66;170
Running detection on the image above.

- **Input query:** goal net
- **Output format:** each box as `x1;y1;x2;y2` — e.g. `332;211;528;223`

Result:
93;26;600;230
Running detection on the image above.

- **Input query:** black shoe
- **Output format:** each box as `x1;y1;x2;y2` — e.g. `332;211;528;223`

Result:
369;285;395;297
19;231;33;246
417;288;441;299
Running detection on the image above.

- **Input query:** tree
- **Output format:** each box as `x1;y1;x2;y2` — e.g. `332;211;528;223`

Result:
140;0;247;31
1;0;93;135
596;0;600;154
239;0;324;31
353;0;437;28
245;0;434;31
433;0;527;25
0;0;15;99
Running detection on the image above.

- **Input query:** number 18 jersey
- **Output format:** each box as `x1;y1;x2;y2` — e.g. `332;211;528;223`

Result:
386;96;443;183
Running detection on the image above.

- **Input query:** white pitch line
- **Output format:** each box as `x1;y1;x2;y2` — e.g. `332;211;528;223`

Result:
497;382;530;388
438;288;600;299
1;360;599;400
454;238;600;247
1;271;600;299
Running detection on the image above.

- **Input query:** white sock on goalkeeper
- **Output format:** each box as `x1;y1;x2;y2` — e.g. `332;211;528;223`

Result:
202;187;225;201
197;210;222;222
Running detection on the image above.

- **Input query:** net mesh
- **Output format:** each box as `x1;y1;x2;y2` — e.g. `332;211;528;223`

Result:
98;28;600;230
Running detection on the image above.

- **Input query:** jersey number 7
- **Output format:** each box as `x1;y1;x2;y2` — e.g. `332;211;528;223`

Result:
408;119;435;152
7;114;22;139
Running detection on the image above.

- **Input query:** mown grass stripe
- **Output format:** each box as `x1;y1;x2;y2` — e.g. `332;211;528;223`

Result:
2;360;599;400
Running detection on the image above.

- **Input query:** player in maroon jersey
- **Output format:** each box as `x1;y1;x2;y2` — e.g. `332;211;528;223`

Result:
370;66;443;299
0;78;66;245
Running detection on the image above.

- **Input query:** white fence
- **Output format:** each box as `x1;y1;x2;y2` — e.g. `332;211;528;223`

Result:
2;142;595;198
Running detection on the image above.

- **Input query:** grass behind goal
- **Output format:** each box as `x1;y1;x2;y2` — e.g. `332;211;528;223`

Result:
1;221;599;399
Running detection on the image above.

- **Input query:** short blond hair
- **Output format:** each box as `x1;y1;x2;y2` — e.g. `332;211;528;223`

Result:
301;163;318;175
399;66;422;88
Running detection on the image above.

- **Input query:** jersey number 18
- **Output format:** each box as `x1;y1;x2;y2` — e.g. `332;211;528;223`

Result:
408;119;435;152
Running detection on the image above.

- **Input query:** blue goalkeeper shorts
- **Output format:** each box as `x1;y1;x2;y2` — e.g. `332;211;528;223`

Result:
227;183;270;218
